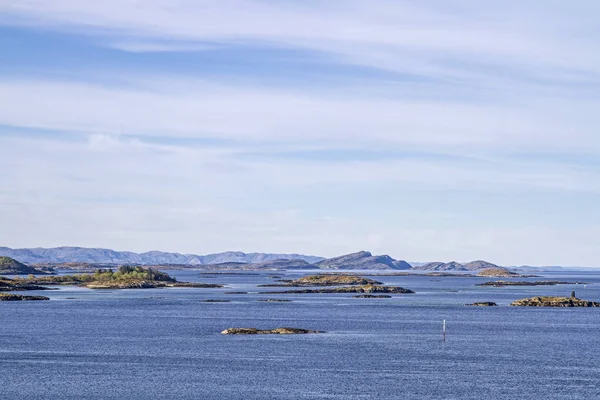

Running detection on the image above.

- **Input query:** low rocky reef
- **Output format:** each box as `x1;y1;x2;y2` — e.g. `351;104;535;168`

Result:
259;274;382;287
353;294;392;298
201;299;231;303
0;277;56;292
477;280;584;287
511;292;600;307
221;327;321;335
0;293;50;301
465;302;498;306
18;266;223;290
260;284;415;294
257;299;292;302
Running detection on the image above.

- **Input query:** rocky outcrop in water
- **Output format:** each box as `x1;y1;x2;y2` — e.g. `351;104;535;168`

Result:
476;268;520;277
477;281;582;287
353;294;392;298
260;284;414;294
511;293;600;307
221;327;321;334
466;302;498;306
257;299;292;302
0;293;50;301
0;277;55;291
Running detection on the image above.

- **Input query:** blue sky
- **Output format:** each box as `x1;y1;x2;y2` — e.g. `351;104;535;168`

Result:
1;1;599;266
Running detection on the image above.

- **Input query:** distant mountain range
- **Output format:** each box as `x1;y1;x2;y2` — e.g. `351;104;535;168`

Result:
0;246;509;271
0;247;324;266
411;260;502;271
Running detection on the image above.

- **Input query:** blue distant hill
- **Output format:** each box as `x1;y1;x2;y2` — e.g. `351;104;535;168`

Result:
0;246;324;266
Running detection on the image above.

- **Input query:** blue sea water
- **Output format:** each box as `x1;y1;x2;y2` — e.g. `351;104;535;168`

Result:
1;270;600;399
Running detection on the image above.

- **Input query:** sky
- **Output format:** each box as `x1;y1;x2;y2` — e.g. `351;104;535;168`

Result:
0;1;599;266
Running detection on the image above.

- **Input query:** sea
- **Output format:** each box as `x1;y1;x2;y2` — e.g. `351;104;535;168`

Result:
1;270;600;399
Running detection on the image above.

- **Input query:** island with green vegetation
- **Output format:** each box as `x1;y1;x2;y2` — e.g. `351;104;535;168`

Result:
260;284;415;294
16;266;224;290
259;274;382;287
221;327;321;335
511;292;600;307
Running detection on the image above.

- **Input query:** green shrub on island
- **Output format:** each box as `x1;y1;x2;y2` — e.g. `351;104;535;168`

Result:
91;266;176;283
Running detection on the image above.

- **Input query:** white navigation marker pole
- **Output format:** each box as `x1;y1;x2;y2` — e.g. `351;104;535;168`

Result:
443;320;446;342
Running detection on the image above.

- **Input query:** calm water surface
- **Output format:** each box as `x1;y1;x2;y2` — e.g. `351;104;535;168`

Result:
1;270;600;399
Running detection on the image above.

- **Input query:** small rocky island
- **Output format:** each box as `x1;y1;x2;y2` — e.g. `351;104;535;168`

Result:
17;266;224;290
511;292;600;307
0;277;55;292
260;284;415;294
465;302;498;306
353;294;392;298
259;274;382;287
477;280;583;287
221;327;321;335
476;268;521;278
0;293;49;301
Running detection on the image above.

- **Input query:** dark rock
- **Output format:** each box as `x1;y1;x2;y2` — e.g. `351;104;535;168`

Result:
201;299;231;303
0;293;50;301
221;327;321;335
466;302;498;306
353;294;392;298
